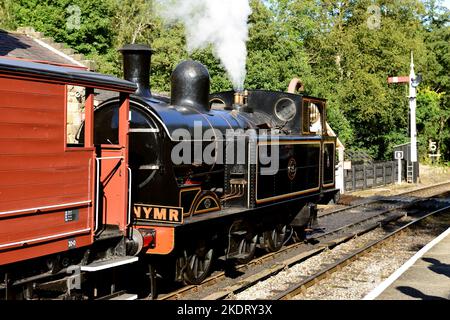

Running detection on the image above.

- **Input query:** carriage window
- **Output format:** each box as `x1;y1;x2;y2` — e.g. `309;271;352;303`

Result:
92;89;121;145
94;105;119;145
66;85;86;147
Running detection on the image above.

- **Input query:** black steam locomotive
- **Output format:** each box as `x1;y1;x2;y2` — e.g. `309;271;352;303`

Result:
92;44;338;287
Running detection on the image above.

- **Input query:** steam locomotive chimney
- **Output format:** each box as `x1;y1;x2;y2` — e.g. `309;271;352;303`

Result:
119;44;153;98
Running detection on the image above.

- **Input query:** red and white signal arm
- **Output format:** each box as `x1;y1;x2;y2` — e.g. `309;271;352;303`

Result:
388;76;410;84
394;151;404;160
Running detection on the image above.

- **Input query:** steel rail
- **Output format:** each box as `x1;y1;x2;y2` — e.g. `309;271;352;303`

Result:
318;180;450;218
156;182;450;300
200;213;406;300
272;205;450;300
158;207;408;300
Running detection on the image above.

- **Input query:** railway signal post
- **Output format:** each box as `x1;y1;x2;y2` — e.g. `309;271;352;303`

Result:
387;51;421;183
409;51;421;183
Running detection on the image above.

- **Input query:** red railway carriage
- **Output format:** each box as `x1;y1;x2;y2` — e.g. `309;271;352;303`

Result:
0;58;146;299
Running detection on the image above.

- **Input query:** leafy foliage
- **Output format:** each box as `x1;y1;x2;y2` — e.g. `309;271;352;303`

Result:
1;0;450;162
4;0;116;55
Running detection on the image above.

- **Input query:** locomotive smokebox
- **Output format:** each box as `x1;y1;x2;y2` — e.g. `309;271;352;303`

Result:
119;44;153;98
171;60;210;112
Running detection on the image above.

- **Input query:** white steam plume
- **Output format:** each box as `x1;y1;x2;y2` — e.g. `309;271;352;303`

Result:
156;0;252;91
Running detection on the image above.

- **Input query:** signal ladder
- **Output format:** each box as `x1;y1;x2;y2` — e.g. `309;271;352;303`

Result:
407;164;414;183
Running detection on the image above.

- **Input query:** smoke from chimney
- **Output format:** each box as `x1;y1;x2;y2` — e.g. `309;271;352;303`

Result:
155;0;252;91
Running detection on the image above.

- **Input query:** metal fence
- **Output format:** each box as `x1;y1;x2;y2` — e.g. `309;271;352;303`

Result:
344;161;404;192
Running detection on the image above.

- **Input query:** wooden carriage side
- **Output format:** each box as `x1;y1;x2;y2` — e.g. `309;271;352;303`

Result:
0;58;136;266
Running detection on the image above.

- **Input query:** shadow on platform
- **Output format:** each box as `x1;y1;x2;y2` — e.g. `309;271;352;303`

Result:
422;257;450;279
396;286;447;300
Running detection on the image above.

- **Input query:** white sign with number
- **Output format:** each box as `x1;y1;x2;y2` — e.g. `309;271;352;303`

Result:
429;141;437;152
394;151;404;160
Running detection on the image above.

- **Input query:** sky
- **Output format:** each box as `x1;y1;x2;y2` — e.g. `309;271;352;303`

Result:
443;0;450;10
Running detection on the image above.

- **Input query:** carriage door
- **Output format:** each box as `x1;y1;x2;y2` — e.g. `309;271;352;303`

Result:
93;94;130;235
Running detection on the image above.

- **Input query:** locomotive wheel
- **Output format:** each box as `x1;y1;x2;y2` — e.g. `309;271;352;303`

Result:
182;245;214;285
262;224;287;252
236;233;258;264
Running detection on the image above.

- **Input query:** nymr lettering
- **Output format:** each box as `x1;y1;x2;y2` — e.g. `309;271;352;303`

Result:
134;205;183;224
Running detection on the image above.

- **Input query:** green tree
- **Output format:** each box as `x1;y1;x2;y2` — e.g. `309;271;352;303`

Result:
281;0;427;159
0;0;15;29
114;0;154;45
245;0;311;91
417;87;449;161
421;2;450;160
9;0;116;55
94;0;158;77
2;0;449;162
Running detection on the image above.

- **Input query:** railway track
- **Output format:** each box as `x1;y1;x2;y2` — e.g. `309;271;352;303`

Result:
319;180;450;217
270;205;450;300
155;181;450;300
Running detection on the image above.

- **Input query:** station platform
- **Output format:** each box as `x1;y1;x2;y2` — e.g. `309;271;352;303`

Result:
364;227;450;300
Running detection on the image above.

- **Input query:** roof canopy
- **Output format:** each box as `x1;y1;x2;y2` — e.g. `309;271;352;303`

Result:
0;57;136;93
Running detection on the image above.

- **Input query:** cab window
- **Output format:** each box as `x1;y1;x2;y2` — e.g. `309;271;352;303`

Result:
302;100;325;135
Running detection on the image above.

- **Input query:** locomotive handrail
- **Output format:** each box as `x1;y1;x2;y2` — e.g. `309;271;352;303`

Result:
96;156;125;160
127;167;132;226
129;128;159;133
94;156;125;233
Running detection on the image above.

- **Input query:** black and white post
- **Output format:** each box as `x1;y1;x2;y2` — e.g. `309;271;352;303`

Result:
395;150;404;184
409;51;421;183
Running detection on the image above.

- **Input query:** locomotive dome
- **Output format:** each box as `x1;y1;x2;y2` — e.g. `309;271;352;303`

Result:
171;60;211;112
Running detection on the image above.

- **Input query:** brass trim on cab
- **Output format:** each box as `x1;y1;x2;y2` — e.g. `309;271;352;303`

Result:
179;187;201;216
255;140;322;204
322;141;336;188
193;195;221;215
